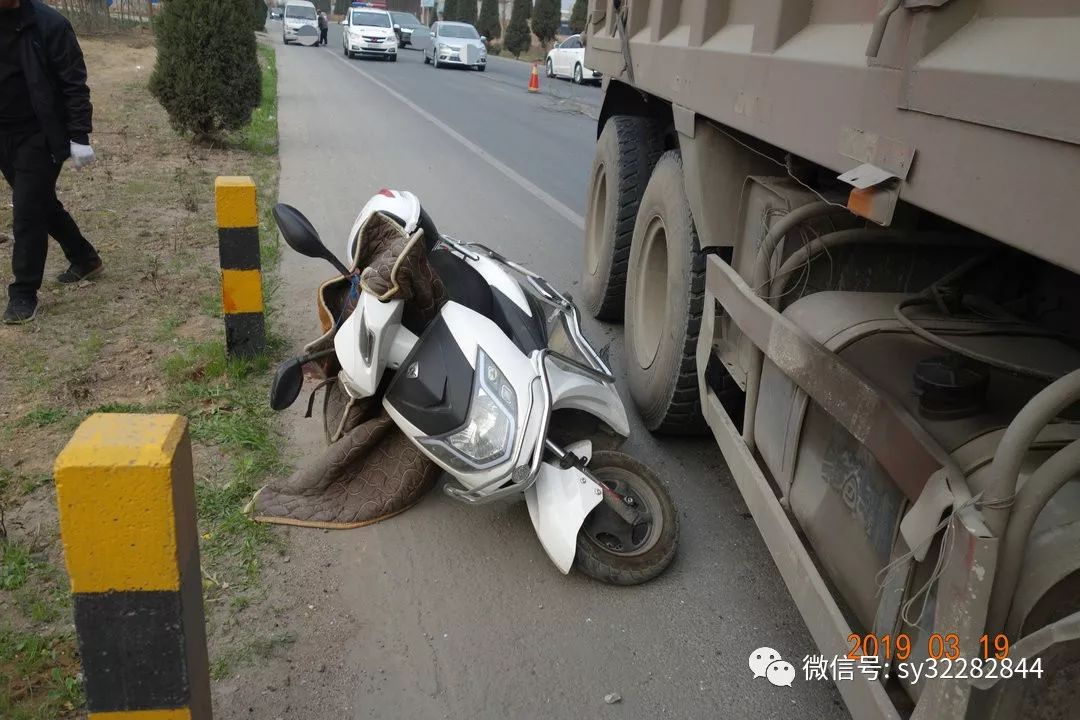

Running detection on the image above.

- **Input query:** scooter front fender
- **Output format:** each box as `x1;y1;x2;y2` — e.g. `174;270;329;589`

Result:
526;450;602;574
545;357;630;438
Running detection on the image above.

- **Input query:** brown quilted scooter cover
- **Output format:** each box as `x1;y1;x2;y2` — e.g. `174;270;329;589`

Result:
249;212;448;528
250;400;441;528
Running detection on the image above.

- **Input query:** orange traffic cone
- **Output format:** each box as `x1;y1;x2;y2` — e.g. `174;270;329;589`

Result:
528;63;540;93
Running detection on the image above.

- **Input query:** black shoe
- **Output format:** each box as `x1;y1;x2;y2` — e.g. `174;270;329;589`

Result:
3;296;38;325
57;257;103;284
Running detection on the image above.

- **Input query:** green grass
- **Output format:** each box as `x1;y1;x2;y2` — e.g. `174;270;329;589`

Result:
161;338;286;587
23;599;61;625
209;631;296;680
90;402;153;414
12;349;48;394
154;305;189;341
0;543;34;591
13;401;160;448
17;473;51;496
0;468;51;503
1;542;69;616
246;45;283;272
17;408;69;429
198;290;224;319
14;576;69;626
153;42;285;594
234;45;279;156
77;332;106;362
0;627;83;720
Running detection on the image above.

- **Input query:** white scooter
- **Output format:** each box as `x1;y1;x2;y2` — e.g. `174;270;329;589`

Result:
269;191;678;584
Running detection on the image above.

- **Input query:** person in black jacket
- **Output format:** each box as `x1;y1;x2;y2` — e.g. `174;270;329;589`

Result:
0;0;100;325
318;11;328;45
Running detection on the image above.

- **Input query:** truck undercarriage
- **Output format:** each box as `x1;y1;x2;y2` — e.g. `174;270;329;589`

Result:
580;1;1080;717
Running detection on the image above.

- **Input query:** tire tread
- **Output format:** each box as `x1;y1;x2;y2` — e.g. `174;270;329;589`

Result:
626;151;708;435
573;451;679;585
583;115;664;320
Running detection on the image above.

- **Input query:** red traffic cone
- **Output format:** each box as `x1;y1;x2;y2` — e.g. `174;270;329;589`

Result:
528;63;540;93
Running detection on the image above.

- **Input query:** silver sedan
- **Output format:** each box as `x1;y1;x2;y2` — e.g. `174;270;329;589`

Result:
423;21;487;71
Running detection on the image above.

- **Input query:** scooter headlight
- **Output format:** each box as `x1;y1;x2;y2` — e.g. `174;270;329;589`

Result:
419;351;517;471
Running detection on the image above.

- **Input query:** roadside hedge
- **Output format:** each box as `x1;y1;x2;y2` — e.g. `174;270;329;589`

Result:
478;0;500;39
504;0;531;57
150;0;262;142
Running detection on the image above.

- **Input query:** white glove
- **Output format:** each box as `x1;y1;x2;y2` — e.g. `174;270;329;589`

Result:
70;142;96;170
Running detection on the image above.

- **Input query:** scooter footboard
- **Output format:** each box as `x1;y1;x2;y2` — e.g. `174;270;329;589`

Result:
525;455;603;574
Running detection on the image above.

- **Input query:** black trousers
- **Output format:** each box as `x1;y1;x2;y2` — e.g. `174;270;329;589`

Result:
320;27;328;44
0;130;98;301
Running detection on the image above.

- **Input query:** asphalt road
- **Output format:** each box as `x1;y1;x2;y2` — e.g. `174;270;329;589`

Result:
268;24;847;720
399;27;603;110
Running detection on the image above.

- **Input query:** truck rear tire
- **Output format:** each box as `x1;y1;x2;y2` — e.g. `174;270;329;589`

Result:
581;115;662;321
624;150;707;435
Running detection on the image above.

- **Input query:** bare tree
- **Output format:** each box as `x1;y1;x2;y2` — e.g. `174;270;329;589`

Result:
498;0;509;32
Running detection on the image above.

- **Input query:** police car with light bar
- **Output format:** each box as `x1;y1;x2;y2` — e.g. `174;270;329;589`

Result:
341;2;398;61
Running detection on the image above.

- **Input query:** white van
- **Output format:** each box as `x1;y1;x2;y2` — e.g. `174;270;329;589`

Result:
282;0;318;45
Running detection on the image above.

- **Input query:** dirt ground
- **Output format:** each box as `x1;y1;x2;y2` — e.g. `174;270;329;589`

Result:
0;35;261;479
0;32;318;719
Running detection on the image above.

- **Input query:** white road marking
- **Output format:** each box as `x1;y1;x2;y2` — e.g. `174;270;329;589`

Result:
325;49;586;231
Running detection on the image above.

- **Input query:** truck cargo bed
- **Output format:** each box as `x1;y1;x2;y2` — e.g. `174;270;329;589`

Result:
585;0;1080;272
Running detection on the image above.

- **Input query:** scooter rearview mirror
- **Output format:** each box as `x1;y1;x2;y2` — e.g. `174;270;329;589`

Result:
273;203;351;277
269;356;305;411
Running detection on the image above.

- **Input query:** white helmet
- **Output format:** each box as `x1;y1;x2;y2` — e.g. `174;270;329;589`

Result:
346;189;422;266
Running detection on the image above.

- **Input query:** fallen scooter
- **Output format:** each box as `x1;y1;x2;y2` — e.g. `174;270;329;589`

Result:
268;191;678;584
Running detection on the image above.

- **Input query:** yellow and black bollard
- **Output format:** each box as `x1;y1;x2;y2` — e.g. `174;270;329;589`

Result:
215;176;265;358
54;414;212;720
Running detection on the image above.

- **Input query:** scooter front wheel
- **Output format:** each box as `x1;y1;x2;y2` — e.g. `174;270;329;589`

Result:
574;451;678;585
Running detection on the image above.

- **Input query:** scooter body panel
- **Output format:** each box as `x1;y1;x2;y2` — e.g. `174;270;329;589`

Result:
545;357;630;438
383;301;543;490
525;458;604;574
459;252;532;315
336;294;415;398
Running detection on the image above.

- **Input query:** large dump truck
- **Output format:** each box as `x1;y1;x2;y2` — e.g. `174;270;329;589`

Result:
580;1;1080;718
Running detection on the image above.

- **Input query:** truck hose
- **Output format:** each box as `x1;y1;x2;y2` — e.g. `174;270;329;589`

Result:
986;437;1080;635
743;201;840;451
893;297;1062;383
768;227;904;307
983;370;1080;537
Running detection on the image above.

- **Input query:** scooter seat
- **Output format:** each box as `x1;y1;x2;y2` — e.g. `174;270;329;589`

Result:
427;248;547;354
428;247;494;318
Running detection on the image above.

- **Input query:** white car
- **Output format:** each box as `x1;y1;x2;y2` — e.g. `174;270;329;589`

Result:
282;0;318;44
342;6;399;61
424;21;487;71
545;34;601;84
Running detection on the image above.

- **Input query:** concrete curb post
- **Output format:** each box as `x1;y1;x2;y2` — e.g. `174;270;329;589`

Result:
215;176;265;358
54;414;212;720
